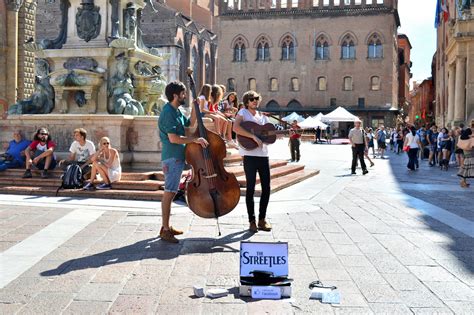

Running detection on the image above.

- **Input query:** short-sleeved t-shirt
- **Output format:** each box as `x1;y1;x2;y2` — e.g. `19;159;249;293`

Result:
69;140;96;163
159;102;191;161
6;139;31;164
237;108;269;157
29;140;56;151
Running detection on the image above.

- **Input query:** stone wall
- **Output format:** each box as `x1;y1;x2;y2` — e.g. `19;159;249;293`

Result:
17;1;36;100
0;1;6;104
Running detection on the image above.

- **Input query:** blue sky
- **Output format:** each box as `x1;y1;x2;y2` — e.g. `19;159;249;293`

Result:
398;0;437;85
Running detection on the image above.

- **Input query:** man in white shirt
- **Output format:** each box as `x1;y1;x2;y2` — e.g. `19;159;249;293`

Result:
60;128;96;176
348;118;369;175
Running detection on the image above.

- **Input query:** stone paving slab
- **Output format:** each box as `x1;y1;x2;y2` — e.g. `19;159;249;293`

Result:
0;142;473;314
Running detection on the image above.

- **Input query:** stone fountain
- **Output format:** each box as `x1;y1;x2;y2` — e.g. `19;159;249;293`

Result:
2;0;169;168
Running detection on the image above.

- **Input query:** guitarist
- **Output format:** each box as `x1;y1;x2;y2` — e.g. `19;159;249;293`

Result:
233;90;272;233
289;120;302;162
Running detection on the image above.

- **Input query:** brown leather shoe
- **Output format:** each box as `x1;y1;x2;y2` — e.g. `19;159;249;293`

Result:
169;226;183;235
258;219;272;232
249;221;258;233
159;228;179;243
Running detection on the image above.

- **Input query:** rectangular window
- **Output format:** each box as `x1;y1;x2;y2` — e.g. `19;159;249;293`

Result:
371;117;385;128
330;98;336;107
358;98;365;108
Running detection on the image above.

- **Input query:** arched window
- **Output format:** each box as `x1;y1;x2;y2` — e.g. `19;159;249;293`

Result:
291;78;300;91
341;35;355;59
317;77;327;91
191;47;199;84
249;78;257;91
270;78;278;91
256;37;270;61
315;36;329;60
281;36;295;61
370;76;380;90
343;76;353;91
205;53;211;84
233;37;246;62
368;34;383;59
227;78;235;92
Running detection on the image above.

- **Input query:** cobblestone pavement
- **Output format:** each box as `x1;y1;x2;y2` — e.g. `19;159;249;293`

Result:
0;140;473;314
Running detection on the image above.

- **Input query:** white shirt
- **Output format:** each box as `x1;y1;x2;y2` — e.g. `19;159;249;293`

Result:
199;95;210;111
237;108;270;157
69;140;96;163
406;133;420;149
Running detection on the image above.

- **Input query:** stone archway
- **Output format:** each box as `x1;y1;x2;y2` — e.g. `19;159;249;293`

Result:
287;99;302;109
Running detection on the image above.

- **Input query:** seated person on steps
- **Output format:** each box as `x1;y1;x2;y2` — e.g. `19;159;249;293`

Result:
59;128;96;179
83;137;121;190
22;127;57;179
0;130;31;172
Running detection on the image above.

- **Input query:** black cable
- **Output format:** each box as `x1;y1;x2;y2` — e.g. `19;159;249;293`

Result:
308;280;337;290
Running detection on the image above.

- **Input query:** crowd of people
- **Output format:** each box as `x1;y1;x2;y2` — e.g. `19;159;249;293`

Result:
0;127;122;190
348;121;474;188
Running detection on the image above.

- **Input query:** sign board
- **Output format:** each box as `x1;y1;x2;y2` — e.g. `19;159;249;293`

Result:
251;286;282;300
240;242;288;277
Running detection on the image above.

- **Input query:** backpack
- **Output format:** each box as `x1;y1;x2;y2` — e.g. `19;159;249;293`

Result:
56;164;83;195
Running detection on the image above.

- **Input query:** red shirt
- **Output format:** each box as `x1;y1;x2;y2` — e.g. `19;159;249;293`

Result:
290;126;301;139
29;140;56;151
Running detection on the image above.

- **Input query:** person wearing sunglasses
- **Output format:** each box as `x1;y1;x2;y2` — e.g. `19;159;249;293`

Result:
83;137;121;190
233;90;272;233
22;128;57;179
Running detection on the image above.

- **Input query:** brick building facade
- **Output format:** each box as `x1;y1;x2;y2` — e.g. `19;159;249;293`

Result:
217;0;400;129
409;78;435;126
397;34;412;121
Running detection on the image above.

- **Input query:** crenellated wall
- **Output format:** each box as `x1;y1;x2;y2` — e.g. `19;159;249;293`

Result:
219;0;397;14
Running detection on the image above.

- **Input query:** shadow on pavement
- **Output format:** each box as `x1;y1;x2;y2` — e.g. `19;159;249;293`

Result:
387;150;474;274
40;230;253;277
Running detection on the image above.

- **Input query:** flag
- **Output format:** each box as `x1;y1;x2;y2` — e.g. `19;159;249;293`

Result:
435;0;441;28
441;0;449;22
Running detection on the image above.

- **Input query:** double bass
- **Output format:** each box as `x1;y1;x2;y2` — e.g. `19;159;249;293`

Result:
184;69;241;227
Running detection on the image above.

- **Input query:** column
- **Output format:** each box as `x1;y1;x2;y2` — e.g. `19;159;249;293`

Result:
465;53;474;124
6;0;23;106
447;64;455;125
454;57;466;124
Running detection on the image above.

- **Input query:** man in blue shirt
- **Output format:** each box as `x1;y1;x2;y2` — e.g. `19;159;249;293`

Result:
158;81;208;243
0;130;31;171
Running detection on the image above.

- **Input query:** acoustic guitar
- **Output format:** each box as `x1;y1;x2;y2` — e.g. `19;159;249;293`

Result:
237;121;287;150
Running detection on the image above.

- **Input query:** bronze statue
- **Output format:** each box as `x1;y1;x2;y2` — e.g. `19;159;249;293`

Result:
123;2;137;40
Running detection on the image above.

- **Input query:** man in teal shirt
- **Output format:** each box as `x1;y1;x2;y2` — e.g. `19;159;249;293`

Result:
158;81;208;243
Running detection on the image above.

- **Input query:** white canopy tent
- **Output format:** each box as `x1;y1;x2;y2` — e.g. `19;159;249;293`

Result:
282;111;304;123
299;116;328;129
322;106;358;122
314;112;325;121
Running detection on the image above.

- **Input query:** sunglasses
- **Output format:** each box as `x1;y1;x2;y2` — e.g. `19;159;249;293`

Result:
40;133;49;135
249;97;260;102
102;142;110;145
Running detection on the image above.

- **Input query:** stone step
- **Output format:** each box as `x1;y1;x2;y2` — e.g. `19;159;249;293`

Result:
0;185;165;201
0;169;162;181
224;160;288;177
236;164;305;187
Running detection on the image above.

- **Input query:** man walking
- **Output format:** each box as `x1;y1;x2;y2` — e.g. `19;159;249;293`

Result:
158;81;208;243
349;119;368;175
377;125;387;158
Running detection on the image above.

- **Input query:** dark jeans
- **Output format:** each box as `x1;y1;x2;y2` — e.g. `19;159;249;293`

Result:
243;156;271;223
407;148;419;170
289;138;300;161
351;144;367;172
397;140;403;154
0;159;22;171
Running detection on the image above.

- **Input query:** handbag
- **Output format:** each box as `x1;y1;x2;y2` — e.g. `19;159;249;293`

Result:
457;138;471;150
403;145;410;152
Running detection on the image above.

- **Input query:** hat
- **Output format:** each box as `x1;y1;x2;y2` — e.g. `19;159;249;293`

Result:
354;118;362;123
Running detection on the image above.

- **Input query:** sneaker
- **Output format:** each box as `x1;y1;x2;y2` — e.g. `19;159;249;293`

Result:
258;219;272;232
249;221;258;233
22;169;32;178
363;170;369;175
160;226;183;236
96;183;112;190
351;171;356;175
83;182;95;191
159;228;179;243
41;170;49;179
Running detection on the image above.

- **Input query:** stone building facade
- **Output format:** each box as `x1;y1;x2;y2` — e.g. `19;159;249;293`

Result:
0;0;37;116
217;0;400;128
435;0;474;128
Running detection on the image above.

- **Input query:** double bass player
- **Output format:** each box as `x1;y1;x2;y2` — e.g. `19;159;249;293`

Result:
158;81;208;243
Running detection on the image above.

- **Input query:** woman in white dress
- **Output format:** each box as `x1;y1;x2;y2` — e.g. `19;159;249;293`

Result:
83;137;122;190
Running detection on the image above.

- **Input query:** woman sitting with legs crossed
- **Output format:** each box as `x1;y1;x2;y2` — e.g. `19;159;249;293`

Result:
83;137;122;190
